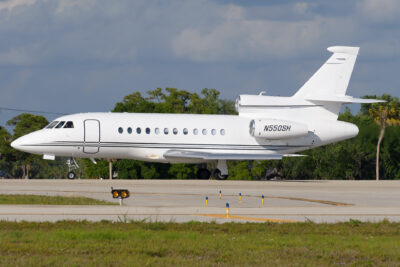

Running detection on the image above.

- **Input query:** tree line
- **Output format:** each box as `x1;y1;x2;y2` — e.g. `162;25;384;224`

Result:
0;88;399;180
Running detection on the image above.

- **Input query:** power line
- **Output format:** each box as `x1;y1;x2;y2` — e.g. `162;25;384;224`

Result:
0;107;66;115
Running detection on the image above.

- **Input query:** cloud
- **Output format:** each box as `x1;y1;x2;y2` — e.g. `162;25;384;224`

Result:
293;2;309;15
171;5;357;62
0;0;399;128
0;0;36;12
0;47;34;65
357;0;400;23
55;0;95;14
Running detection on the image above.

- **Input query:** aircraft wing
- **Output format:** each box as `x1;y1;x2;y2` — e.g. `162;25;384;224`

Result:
163;150;304;160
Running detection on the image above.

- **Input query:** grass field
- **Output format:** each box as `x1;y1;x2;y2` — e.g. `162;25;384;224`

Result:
0;220;399;266
0;194;117;205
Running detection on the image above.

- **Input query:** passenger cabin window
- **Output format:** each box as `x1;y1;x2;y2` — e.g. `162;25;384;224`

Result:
55;121;65;128
136;127;141;134
193;128;198;135
183;128;188;135
118;127;123;134
202;129;207;135
220;129;225;135
173;128;178;135
155;128;160;135
164;128;169;135
46;121;59;129
64;121;74;128
146;128;150;134
211;129;216;135
127;127;132;134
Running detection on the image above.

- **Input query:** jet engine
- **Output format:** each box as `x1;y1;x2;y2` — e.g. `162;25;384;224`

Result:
249;119;308;139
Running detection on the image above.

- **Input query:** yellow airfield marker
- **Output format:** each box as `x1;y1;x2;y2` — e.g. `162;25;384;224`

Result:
219;190;222;199
262;195;264;206
238;193;242;203
226;203;229;218
205;196;209;206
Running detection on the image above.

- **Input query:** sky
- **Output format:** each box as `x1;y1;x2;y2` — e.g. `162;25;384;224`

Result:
0;0;399;129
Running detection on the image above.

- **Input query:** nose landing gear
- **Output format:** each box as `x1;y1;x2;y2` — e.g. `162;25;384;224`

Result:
66;157;79;179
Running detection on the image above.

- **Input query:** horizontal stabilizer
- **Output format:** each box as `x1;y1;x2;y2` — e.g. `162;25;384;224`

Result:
164;150;303;160
305;95;386;104
327;46;359;55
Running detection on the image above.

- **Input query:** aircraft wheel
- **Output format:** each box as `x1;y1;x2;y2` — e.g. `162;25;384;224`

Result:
214;169;228;180
67;171;76;180
197;168;211;180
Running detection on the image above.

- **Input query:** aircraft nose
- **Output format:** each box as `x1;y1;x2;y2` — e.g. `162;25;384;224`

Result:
10;130;48;154
10;134;35;152
10;138;22;150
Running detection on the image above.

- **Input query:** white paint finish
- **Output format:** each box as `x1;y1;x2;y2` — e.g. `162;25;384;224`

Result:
250;119;308;139
42;154;55;160
10;112;358;162
83;119;100;154
9;46;379;173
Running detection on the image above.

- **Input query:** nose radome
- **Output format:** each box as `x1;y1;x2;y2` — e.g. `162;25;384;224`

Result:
10;133;37;152
10;138;22;149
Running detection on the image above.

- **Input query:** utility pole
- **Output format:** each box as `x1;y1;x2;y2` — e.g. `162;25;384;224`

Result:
108;159;113;180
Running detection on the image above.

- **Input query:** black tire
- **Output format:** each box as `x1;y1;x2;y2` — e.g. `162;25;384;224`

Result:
213;169;228;180
67;171;76;180
197;168;211;180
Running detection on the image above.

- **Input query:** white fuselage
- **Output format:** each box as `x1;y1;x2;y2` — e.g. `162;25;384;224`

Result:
11;112;359;163
10;46;383;180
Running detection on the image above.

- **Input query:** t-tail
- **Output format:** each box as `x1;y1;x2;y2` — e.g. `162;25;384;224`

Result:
236;46;384;121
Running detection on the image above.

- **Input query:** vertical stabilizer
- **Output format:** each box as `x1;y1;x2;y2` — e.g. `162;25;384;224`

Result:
294;46;359;98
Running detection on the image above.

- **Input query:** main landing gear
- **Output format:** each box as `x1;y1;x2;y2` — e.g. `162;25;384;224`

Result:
196;160;229;180
66;157;79;179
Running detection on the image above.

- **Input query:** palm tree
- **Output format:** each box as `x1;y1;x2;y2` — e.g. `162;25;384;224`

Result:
368;95;400;180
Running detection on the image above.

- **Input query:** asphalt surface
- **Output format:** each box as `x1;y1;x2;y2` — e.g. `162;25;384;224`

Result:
0;179;400;223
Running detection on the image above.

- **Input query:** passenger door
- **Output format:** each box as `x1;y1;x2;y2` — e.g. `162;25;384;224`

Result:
83;119;100;154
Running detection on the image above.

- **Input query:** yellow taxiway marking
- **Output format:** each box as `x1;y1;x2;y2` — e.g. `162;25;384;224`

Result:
266;196;353;206
136;193;353;206
195;214;297;223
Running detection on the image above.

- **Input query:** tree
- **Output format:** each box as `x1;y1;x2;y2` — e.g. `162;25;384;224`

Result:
112;88;236;179
0;126;13;173
7;113;48;178
365;95;400;180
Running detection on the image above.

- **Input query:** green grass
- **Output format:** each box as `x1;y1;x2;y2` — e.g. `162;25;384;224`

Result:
0;220;399;266
0;194;117;205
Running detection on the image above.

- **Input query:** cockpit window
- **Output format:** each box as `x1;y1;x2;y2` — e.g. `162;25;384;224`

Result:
46;121;59;129
55;121;65;128
64;121;74;128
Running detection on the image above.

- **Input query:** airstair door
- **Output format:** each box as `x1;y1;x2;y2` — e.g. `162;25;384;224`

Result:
83;119;100;154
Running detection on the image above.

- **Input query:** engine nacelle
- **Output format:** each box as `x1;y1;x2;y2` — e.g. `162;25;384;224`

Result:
249;119;309;139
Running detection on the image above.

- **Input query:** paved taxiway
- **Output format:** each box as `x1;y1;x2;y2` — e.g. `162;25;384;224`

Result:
0;179;400;223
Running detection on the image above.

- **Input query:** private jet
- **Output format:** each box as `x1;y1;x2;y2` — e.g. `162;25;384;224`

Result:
11;46;383;180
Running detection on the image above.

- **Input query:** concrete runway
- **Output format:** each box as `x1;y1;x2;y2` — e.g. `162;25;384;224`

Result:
0;179;400;223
